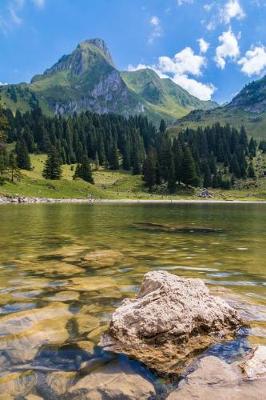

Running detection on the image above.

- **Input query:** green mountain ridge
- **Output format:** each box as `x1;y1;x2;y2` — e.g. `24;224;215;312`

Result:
0;38;217;124
172;75;266;140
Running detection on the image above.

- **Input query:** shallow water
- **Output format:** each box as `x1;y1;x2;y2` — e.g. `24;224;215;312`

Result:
0;203;265;397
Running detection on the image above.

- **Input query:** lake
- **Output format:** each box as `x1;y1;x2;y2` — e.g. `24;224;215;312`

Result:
0;203;265;397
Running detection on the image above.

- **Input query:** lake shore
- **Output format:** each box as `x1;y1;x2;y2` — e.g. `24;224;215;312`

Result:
1;194;266;205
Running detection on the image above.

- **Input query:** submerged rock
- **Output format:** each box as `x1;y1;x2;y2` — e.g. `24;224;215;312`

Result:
68;276;117;292
100;271;244;375
81;249;123;267
46;290;80;302
133;222;223;234
0;371;37;399
166;352;266;399
69;359;155;399
0;303;71;364
45;370;76;396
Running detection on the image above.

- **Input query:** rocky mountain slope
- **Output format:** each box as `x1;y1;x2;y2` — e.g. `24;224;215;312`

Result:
0;38;217;124
171;75;266;139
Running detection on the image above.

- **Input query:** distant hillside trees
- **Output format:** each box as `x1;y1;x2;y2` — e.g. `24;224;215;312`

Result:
143;123;257;191
5;108;155;177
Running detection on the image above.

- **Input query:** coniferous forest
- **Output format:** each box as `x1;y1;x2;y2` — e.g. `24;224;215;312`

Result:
0;105;260;191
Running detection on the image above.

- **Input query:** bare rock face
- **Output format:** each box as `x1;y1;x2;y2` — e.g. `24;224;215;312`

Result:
167;351;266;400
100;271;244;375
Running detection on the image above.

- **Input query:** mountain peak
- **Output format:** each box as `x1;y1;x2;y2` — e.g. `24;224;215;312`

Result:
36;38;114;80
229;74;266;113
77;38;114;66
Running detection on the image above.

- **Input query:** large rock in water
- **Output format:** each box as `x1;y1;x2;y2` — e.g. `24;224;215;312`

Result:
167;348;266;399
100;271;244;375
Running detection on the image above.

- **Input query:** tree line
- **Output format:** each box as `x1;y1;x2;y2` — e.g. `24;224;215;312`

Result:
143;122;258;192
0;105;261;190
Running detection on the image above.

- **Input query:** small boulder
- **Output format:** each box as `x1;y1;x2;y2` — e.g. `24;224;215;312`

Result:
240;345;266;380
69;359;155;399
100;271;244;375
81;249;123;267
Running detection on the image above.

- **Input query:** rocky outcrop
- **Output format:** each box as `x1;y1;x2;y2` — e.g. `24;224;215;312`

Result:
167;348;266;399
100;271;244;375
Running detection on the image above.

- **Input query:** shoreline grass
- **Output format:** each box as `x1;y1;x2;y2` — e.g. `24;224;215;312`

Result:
1;154;266;202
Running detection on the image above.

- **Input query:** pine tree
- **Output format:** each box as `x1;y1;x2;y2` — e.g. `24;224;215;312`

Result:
16;140;31;170
73;155;94;184
42;147;62;180
109;145;119;170
143;150;157;190
248;138;257;157
247;161;256;178
181;147;200;187
0;149;6;176
159;119;166;134
0;106;8;144
8;151;20;182
167;155;176;193
158;136;172;182
172;139;183;184
202;161;212;188
230;155;241;178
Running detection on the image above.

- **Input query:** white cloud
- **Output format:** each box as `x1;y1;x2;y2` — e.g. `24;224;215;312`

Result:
238;46;266;75
198;38;210;53
172;74;215;101
150;16;159;26
215;29;240;69
221;0;245;24
148;16;163;44
177;0;194;5
203;3;214;12
0;82;8;86
159;47;206;76
203;0;245;31
128;46;215;101
31;0;45;7
0;0;45;34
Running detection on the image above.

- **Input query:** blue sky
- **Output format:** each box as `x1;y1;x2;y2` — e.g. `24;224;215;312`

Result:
0;0;266;103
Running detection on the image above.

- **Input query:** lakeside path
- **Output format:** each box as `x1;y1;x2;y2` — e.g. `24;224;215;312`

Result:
1;196;266;205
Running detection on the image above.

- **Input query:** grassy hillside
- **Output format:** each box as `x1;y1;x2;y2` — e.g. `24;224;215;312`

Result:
171;75;266;140
170;108;266;140
121;69;217;122
1;153;266;201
